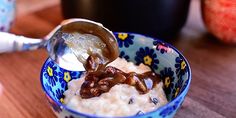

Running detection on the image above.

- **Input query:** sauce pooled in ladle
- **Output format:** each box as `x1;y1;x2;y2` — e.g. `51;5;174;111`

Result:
61;19;119;68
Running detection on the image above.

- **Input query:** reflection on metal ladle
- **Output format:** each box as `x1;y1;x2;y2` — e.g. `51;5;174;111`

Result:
47;19;119;71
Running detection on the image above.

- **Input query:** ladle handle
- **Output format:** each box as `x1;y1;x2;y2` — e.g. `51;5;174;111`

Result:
0;32;44;53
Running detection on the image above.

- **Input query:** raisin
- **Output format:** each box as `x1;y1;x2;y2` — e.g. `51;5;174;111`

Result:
128;97;135;104
150;97;158;105
136;111;144;115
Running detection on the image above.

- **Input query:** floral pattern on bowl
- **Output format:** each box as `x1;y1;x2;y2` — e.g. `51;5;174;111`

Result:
40;32;191;118
0;0;15;32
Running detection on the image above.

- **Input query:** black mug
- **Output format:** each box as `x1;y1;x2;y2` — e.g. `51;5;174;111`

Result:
61;0;190;39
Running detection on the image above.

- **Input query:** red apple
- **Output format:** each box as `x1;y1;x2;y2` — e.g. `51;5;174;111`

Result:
202;0;236;43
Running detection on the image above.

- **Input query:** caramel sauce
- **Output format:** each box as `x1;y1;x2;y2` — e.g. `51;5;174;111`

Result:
60;20;161;99
80;55;161;99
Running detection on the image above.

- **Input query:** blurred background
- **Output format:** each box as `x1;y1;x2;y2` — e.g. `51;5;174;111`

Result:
12;0;235;42
0;0;235;118
12;0;204;40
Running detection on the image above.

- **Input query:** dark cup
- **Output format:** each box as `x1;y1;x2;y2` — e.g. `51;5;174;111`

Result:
61;0;190;39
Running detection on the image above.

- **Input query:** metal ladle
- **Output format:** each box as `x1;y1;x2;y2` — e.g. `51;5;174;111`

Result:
0;18;119;71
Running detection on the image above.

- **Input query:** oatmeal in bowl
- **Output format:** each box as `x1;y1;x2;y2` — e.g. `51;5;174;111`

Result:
64;57;168;117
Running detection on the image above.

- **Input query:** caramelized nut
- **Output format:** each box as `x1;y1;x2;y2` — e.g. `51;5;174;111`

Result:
113;73;126;83
125;72;137;85
99;85;109;91
104;66;117;74
136;80;147;92
90;88;100;96
85;55;97;72
89;81;95;87
98;77;112;85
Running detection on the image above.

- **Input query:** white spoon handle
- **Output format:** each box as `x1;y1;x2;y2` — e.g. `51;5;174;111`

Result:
0;32;43;53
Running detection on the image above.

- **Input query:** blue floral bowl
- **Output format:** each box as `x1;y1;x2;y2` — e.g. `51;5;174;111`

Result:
0;0;15;32
40;32;191;118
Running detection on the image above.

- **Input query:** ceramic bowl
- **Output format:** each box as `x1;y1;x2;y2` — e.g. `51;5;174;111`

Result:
40;32;191;118
0;0;15;32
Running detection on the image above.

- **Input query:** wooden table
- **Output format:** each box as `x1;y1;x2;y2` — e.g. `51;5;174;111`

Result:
0;0;235;118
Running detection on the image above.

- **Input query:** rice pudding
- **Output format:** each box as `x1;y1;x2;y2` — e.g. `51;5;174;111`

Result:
63;58;168;117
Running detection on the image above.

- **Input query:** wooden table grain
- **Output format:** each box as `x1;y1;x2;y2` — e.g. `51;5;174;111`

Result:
0;0;235;118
